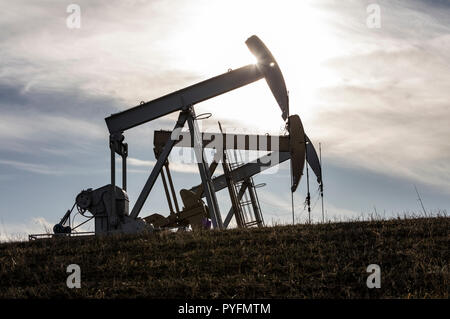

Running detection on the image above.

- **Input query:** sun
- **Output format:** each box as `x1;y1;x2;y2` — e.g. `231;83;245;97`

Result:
163;0;341;132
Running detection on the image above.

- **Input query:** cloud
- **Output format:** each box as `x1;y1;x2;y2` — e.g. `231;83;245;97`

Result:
127;157;154;167
0;216;94;242
310;39;450;192
0;157;110;176
0;159;60;175
256;185;420;224
0;217;53;242
321;202;364;222
0;112;105;142
126;157;200;174
0;111;106;156
299;2;450;193
0;0;204;107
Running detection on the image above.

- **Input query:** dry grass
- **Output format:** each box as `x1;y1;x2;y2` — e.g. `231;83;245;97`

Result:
0;216;448;298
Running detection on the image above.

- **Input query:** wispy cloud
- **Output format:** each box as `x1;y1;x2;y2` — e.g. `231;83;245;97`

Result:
0;217;53;242
0;111;108;160
294;1;450;193
0;216;94;242
0;159;60;175
126;157;200;174
311;37;450;192
0;0;203;106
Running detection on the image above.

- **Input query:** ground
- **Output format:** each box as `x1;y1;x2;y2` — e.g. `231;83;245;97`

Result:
0;217;448;298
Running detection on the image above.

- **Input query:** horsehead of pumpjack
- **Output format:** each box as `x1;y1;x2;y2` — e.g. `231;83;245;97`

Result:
246;35;305;192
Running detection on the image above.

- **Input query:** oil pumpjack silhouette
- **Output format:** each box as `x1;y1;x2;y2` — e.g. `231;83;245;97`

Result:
30;35;323;240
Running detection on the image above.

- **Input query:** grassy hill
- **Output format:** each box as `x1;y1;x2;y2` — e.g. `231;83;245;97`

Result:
0;217;448;298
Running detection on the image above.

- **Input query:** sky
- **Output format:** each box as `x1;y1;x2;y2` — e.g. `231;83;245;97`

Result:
0;0;449;240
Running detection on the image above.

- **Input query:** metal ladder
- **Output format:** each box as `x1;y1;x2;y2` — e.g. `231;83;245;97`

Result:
227;149;265;228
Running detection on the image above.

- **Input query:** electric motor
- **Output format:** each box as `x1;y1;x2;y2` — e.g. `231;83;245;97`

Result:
76;188;93;213
53;224;71;234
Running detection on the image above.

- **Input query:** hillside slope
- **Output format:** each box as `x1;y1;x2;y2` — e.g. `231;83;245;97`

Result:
0;217;448;298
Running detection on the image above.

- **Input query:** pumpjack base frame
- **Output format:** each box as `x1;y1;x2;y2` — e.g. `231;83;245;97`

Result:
28;232;95;241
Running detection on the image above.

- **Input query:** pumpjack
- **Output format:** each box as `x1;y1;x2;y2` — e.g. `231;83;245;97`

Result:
29;35;323;239
149;115;323;230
